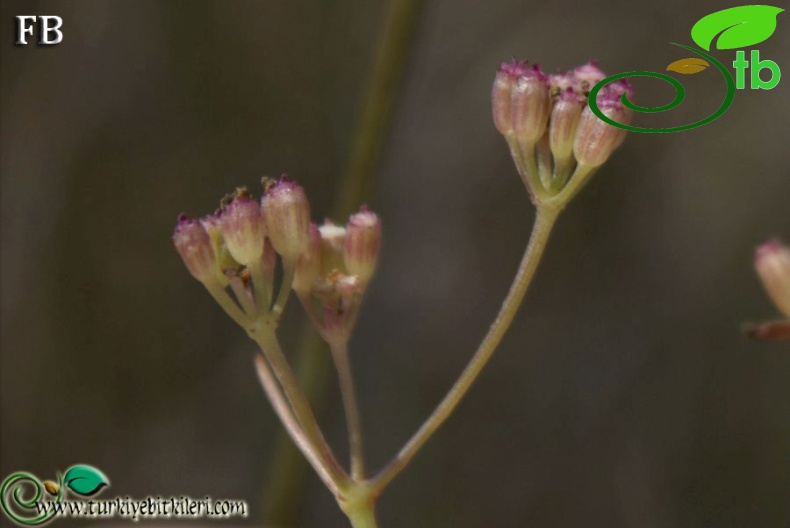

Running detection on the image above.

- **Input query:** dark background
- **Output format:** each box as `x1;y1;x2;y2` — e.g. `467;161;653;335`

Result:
2;1;789;527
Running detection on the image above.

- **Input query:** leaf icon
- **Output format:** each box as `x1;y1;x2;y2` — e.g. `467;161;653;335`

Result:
691;5;784;51
63;465;109;496
666;57;710;74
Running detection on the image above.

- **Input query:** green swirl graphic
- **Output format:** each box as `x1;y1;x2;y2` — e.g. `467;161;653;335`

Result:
1;472;62;526
588;43;736;133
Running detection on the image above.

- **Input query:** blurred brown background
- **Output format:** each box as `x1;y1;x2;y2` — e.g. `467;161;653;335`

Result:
2;1;789;527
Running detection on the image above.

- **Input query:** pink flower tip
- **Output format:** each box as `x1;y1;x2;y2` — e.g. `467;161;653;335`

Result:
498;58;546;81
755;239;784;263
595;79;634;108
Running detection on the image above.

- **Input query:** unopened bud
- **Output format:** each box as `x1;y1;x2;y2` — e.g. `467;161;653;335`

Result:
317;220;346;271
321;272;364;338
549;88;585;161
262;177;311;262
571;61;606;92
493;60;550;145
220;189;265;265
548;72;576;93
201;213;240;283
755;239;790;318
293;224;321;295
173;215;217;284
343;207;381;284
492;65;516;136
573;82;631;168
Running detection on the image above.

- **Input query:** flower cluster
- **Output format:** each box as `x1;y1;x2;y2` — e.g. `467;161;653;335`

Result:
172;176;381;335
294;208;382;342
748;239;790;341
492;59;632;205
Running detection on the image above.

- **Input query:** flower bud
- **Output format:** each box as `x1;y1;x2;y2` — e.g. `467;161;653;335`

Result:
492;64;516;136
510;63;550;146
548;72;576;93
573;82;632;168
173;215;217;284
219;189;266;266
293;224;321;295
317;220;347;272
262;177;311;262
549;88;585;161
201;213;241;282
343;206;381;284
320;272;364;338
572;61;606;92
493;60;550;145
755;239;790;318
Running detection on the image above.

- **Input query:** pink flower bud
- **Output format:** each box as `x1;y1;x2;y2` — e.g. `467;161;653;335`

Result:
317;220;347;272
201;213;241;279
321;272;364;339
492;60;550;145
173;215;217;283
343;206;382;284
573;83;631;168
492;64;517;136
219;190;266;266
261;177;311;262
572;61;606;92
549;88;585;161
293;224;322;295
548;72;576;93
755;239;790;318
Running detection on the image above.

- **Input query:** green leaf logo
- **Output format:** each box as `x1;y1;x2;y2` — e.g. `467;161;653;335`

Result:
63;465;109;497
691;5;784;51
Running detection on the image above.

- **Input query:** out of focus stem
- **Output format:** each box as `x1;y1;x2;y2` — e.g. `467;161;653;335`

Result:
330;337;366;479
262;0;423;523
371;204;560;493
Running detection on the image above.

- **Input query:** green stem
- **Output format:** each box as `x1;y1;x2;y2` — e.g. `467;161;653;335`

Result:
270;258;296;320
205;283;249;328
252;354;339;493
262;0;423;523
536;134;553;191
547;163;597;208
345;504;378;528
229;277;256;315
330;338;366;479
371;205;561;493
339;485;378;528
333;0;424;218
508;138;550;203
252;329;350;489
250;260;272;316
550;156;575;194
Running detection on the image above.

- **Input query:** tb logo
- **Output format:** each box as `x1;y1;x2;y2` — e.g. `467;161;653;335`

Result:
15;16;63;45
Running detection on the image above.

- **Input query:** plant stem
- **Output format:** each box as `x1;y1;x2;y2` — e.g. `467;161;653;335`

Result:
229;276;256;315
339;485;379;528
262;0;424;523
334;0;424;218
270;258;296;320
252;354;339;493
330;338;366;479
249;260;272;315
206;283;249;328
262;330;332;524
344;503;378;528
509;140;549;203
547;163;596;208
370;204;561;493
252;329;350;489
